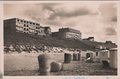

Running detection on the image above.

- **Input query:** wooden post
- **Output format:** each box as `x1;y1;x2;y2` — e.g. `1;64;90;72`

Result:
51;61;62;72
64;53;71;63
78;53;81;61
109;48;117;69
73;53;78;61
38;54;51;75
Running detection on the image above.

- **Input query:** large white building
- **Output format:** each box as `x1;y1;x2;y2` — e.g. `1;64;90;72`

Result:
4;18;51;36
52;28;81;40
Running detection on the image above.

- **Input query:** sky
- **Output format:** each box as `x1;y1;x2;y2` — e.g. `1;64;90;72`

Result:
4;2;117;43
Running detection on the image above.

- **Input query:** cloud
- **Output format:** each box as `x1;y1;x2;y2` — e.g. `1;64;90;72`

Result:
4;3;117;43
99;3;117;23
111;16;117;22
105;27;116;36
22;3;92;23
41;3;59;12
48;7;91;20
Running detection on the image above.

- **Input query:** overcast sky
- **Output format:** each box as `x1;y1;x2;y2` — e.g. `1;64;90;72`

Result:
4;2;117;43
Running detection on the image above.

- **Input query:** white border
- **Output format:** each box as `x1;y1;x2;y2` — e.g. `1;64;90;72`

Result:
1;1;120;79
0;1;3;78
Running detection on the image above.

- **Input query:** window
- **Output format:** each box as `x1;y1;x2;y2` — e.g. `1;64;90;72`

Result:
33;23;35;25
21;20;23;22
24;21;26;23
30;22;32;24
24;28;26;30
17;19;19;22
96;52;98;56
